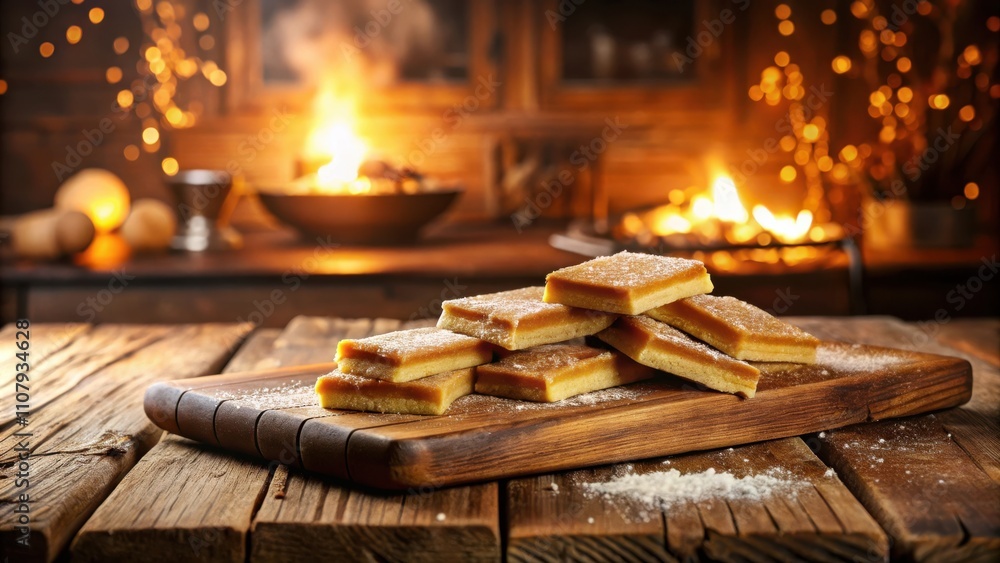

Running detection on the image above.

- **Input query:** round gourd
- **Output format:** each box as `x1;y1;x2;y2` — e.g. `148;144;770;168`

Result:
120;198;177;252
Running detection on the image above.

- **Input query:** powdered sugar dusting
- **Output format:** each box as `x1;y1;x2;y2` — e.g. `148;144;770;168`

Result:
342;327;482;359
213;379;315;410
547;251;705;289
442;287;559;326
583;466;808;509
816;344;906;372
624;316;752;366
670;294;818;343
483;344;609;378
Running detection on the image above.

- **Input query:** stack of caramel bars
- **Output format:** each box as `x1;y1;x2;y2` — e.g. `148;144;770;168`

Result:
315;251;820;415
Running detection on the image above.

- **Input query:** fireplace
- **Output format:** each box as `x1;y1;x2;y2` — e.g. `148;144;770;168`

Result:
0;0;997;324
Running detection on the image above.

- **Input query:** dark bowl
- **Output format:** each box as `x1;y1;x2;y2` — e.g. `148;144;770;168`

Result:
256;189;462;245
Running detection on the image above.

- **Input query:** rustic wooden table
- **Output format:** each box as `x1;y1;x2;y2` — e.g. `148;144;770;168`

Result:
1;317;997;562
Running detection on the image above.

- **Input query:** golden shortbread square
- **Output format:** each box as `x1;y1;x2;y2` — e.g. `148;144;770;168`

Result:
543;251;713;315
597;316;760;398
474;343;656;402
647;294;819;363
335;327;493;382
315;368;473;415
437;287;617;350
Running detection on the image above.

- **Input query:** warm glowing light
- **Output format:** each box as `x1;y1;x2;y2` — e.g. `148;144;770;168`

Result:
208;69;227;86
89;8;105;24
654;213;692;235
775;4;791;19
123;145;140;161
55;169;131;233
774;51;790;67
821;9;837;24
117;90;134;108
929;94;950;109
916;1;932;15
106;67;122;84
0;80;7;95
802;124;820;142
142;127;160;144
780;166;797;182
136;0;153;11
896;57;912;73
304;79;370;194
850;1;869;18
691;196;714;220
964;182;980;200
193;12;210;31
668;189;685;205
897;87;913;103
840;145;858;162
817;156;833;172
40;42;55;57
711;176;749;223
860;30;877;54
962;45;982;66
199;35;215;50
989;17;1000;33
879;127;896;143
779;136;796;151
161;157;179;175
114;37;130;54
145;46;162;62
752;206;812;244
778;20;795;36
959;105;976;122
66;26;82;44
831;56;852;74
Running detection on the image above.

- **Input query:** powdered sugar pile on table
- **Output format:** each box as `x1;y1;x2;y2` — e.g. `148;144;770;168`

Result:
582;466;808;509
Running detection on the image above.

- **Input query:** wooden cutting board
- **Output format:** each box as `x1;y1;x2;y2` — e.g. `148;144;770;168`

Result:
144;341;971;490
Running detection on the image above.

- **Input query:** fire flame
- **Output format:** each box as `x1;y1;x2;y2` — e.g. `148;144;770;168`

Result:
303;79;370;194
646;174;817;246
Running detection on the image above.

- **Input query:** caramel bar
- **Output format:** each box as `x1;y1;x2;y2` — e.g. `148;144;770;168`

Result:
647;294;819;363
437;287;617;350
335;327;493;382
543;251;713;315
315;367;473;415
597;316;760;398
475;343;656;402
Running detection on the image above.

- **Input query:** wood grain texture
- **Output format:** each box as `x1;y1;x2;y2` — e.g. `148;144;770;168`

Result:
1;324;248;563
792;317;1000;562
153;340;971;490
508;438;887;562
248;318;501;563
74;317;501;563
70;329;280;563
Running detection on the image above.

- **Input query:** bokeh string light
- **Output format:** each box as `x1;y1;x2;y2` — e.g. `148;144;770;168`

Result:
749;0;998;211
0;1;230;172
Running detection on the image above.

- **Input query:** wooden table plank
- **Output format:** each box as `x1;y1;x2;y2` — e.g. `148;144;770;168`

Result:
792;317;1000;561
934;319;1000;368
72;317;501;563
1;323;249;563
70;329;280;563
249;318;501;562
506;439;888;562
0;323;88;399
